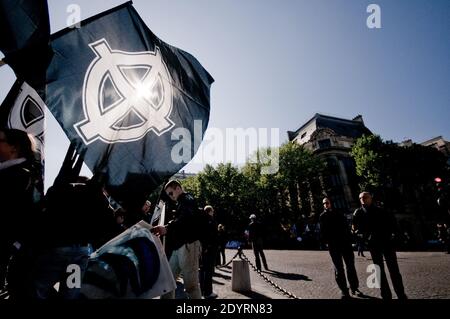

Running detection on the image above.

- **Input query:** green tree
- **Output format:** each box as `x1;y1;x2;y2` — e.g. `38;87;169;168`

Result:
350;134;385;192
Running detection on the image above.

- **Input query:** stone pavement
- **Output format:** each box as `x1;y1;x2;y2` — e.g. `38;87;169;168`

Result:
211;262;289;299
201;249;450;299
174;249;288;299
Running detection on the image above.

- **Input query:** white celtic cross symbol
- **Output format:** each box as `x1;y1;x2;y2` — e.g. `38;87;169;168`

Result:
75;39;174;145
8;82;45;153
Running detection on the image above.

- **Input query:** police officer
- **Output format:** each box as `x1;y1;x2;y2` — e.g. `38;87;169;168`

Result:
320;197;362;299
353;192;407;300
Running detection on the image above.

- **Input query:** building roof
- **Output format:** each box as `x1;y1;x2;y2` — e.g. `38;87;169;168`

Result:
421;135;448;145
288;113;372;141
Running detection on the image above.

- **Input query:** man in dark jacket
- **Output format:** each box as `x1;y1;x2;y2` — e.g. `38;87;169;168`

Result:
352;192;407;300
152;180;202;299
319;197;362;299
199;205;218;299
248;214;268;271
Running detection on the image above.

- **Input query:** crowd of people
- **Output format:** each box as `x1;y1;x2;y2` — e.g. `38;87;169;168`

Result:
3;127;447;300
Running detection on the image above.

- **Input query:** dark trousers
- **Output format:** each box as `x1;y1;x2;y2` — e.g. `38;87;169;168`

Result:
369;245;406;299
252;238;268;270
199;247;216;296
216;246;226;265
356;238;365;256
329;245;359;293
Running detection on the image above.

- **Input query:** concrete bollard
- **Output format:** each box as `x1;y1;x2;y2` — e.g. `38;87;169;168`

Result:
231;260;251;292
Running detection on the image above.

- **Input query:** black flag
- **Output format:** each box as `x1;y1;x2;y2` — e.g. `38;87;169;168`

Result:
0;80;46;201
0;0;51;85
0;80;46;165
43;2;214;205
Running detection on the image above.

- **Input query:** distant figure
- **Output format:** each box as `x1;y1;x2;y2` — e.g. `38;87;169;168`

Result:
437;223;450;254
199;205;218;299
353;192;407;300
216;224;227;265
319;197;362;299
353;226;366;257
248;214;268;271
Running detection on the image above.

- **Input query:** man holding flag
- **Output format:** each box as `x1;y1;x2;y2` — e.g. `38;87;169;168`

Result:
1;0;213;299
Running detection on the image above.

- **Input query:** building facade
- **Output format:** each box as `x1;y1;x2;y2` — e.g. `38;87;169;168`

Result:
421;136;450;163
288;113;372;214
289;114;449;247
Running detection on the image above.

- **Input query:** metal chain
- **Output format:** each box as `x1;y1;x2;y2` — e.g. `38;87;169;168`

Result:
238;248;301;299
215;249;240;269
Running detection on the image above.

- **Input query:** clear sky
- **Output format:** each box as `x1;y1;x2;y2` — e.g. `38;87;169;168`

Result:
0;0;449;189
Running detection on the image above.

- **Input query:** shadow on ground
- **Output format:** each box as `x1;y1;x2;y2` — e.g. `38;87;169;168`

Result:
263;269;312;281
237;290;271;299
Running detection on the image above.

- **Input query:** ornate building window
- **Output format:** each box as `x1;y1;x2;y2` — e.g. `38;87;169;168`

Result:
318;139;331;149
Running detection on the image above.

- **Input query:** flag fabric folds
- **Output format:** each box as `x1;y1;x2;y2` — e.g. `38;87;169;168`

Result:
0;0;51;85
43;2;213;205
0;0;50;55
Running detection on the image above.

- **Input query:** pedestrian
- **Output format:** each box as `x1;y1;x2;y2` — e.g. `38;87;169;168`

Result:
152;180;202;299
216;224;227;265
319;197;363;299
248;214;269;271
353;191;407;300
199;205;218;299
437;223;450;254
352;226;366;257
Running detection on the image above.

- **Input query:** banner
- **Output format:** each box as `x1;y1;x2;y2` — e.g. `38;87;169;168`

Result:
81;221;176;299
0;0;51;85
0;80;46;162
44;2;213;205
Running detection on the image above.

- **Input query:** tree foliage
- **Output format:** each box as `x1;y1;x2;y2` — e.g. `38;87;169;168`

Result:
351;134;448;221
180;143;326;246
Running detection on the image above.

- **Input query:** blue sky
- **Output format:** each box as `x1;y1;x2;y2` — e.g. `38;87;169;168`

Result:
0;0;449;188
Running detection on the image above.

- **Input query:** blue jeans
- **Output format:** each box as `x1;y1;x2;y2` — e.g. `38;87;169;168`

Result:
32;245;92;299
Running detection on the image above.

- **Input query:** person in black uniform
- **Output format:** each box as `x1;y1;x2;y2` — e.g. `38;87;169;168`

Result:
248;214;268;271
319;197;362;299
353;192;407;300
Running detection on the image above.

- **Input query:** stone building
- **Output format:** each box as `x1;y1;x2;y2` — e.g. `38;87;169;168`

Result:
289;115;448;247
288;113;372;213
421;136;450;162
